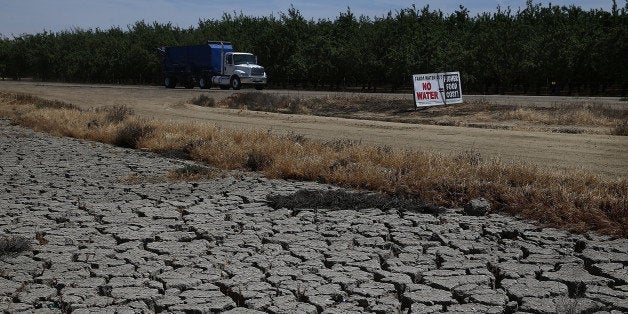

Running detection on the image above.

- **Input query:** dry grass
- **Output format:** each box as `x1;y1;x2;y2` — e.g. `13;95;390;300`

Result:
2;92;627;236
167;164;218;181
500;106;620;127
613;120;628;136
100;105;134;123
114;120;155;148
190;94;216;107
220;92;307;113
192;93;627;135
0;92;78;110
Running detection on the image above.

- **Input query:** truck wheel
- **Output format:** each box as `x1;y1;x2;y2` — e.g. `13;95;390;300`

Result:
199;77;211;89
164;77;176;88
230;76;241;90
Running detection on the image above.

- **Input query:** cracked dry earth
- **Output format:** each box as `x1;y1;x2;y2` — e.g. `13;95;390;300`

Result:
0;119;627;314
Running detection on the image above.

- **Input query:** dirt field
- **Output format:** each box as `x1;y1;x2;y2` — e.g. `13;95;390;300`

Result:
1;81;626;178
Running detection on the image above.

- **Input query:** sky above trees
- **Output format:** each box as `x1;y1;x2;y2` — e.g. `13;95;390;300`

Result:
0;0;615;37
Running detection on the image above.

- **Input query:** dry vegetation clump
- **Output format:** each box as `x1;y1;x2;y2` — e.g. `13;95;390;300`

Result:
10;106;109;139
167;164;217;181
117;165;218;184
612;120;628;136
0;235;31;257
292;95;410;115
214;93;406;115
100;105;134;123
441;101;627;135
190;94;216;107
0;91;78;110
0;93;160;146
501;104;624;127
245;150;274;171
114;120;155;148
190;93;627;135
219;92;308;114
2;92;627;236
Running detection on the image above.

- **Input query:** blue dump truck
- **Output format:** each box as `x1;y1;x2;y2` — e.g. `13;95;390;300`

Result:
159;41;267;90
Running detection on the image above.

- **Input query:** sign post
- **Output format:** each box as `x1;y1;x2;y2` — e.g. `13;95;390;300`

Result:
412;71;463;108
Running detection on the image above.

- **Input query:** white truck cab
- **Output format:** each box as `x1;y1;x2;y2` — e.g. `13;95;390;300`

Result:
213;52;267;90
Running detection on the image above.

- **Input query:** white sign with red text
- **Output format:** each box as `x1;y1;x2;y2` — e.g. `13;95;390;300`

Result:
412;72;463;107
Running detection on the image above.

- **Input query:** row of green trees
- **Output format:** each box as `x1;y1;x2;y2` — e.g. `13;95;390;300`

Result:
1;1;626;95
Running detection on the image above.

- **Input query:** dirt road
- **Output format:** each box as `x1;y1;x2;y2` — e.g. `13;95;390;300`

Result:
1;81;626;178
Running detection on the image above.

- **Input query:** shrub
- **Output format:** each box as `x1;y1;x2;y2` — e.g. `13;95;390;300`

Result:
103;105;133;123
191;94;216;107
114;120;154;148
552;127;584;134
167;164;216;181
32;100;77;110
284;132;308;145
323;139;360;151
221;92;291;112
612;121;628;136
0;91;75;110
174;164;210;174
456;150;483;166
0;235;31;256
246;150;273;171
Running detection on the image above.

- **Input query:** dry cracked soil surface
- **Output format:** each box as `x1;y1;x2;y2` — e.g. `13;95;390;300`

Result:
1;120;627;313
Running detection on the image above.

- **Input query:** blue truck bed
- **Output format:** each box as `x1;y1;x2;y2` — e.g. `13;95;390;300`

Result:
162;42;233;76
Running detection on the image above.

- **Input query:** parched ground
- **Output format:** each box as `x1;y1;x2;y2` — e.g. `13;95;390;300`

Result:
0;81;626;178
1;120;627;313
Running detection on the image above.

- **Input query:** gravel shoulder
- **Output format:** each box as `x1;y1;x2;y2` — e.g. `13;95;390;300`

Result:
0;81;626;178
1;119;627;312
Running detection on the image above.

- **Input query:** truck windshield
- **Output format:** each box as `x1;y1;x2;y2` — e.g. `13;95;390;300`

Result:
233;54;257;65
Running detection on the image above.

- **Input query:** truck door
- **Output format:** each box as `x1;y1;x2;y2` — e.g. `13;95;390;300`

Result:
224;53;235;76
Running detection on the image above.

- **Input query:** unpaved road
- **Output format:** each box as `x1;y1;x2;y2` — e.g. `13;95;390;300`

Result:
1;81;626;178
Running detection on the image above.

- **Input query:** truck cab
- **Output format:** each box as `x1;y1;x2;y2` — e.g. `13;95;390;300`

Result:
216;52;267;90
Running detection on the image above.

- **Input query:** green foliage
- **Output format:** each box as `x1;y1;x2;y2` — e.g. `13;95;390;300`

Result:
1;3;626;95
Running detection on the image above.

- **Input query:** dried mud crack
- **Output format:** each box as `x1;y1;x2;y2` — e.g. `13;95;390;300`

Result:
0;121;626;313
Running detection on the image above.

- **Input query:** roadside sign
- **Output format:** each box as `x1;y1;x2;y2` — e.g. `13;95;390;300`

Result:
412;72;463;107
